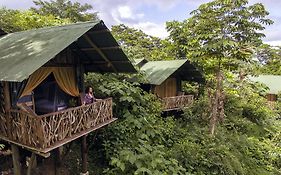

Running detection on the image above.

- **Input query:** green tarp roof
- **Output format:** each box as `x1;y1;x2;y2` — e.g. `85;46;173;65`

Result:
138;59;204;85
0;20;136;82
249;75;281;94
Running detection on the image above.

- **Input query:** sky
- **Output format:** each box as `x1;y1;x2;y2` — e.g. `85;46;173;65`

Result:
1;0;281;45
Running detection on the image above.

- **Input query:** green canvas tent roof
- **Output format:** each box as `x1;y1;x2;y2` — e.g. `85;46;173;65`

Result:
138;59;204;85
0;20;136;82
249;75;281;94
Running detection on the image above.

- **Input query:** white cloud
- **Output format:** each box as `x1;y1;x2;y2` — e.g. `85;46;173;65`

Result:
118;6;132;19
1;0;281;42
264;40;281;46
132;22;169;38
93;0;171;38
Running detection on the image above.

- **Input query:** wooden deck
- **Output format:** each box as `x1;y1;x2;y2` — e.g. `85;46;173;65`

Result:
162;95;194;111
0;98;116;153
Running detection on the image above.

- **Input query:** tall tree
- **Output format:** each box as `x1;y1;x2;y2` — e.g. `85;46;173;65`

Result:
256;44;281;75
167;0;273;135
31;0;98;22
111;24;175;61
0;8;70;32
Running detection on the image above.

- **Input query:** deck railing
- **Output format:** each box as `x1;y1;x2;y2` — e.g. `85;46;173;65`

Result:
162;95;194;111
0;98;114;153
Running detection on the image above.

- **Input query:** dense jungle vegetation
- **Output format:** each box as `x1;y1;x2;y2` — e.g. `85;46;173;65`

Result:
0;0;280;174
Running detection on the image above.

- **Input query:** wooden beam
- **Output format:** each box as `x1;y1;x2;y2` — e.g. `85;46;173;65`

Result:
73;46;121;51
43;64;74;67
87;29;110;34
84;60;129;64
83;34;117;72
71;43;104;72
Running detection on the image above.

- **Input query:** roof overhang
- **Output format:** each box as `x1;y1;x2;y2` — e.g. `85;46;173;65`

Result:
249;75;281;94
138;59;204;85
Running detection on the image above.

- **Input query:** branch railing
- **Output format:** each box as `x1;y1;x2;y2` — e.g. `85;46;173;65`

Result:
162;95;194;111
0;98;113;151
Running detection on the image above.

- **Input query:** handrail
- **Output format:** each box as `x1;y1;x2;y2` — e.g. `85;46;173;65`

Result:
162;95;194;110
0;98;113;151
40;98;112;118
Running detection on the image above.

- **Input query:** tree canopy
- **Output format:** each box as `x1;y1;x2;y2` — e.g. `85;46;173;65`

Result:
167;0;273;135
111;24;176;61
31;0;98;22
0;0;281;174
0;8;70;32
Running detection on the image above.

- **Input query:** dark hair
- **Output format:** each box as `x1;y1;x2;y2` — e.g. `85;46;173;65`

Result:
85;86;92;93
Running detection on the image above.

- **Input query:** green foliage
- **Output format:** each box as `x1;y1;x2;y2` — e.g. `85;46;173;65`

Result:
167;79;281;175
1;1;280;174
85;73;188;174
167;0;273;77
84;72;281;175
31;0;98;22
256;44;281;75
111;24;176;61
0;0;98;33
106;143;187;175
0;8;70;32
181;82;200;95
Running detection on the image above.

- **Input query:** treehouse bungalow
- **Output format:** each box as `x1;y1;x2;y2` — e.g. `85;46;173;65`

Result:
249;75;281;101
134;58;204;111
0;21;136;174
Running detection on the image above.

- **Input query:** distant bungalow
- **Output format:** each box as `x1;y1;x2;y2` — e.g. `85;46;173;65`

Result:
134;58;204;111
249;75;281;101
0;20;136;175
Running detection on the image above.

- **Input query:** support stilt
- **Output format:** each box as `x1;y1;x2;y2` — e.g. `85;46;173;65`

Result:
27;153;37;175
11;144;21;175
3;82;22;175
81;135;88;175
54;147;63;174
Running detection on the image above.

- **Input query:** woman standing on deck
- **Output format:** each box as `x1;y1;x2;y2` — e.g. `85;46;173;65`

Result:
83;86;97;105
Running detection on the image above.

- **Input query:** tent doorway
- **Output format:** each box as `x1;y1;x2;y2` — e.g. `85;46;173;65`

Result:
34;73;71;114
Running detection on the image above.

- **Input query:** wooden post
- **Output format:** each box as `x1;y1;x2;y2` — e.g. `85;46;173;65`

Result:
54;147;63;174
3;81;22;175
11;143;21;175
3;82;11;137
81;135;88;175
27;153;37;175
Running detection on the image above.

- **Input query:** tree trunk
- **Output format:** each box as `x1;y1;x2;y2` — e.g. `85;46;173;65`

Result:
209;70;224;135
